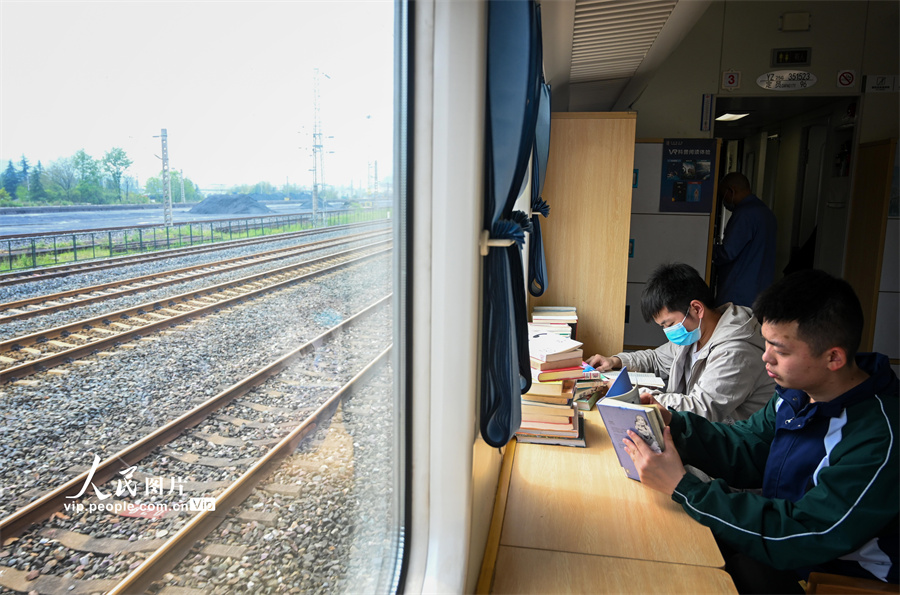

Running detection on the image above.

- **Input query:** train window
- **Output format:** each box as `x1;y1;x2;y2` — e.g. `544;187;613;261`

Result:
0;1;406;593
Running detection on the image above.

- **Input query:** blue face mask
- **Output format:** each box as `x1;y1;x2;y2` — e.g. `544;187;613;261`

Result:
664;312;701;346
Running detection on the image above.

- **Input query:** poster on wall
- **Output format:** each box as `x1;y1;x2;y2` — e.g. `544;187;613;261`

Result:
659;139;717;213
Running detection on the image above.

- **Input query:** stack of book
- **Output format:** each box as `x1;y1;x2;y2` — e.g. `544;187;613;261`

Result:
517;314;587;447
530;306;579;339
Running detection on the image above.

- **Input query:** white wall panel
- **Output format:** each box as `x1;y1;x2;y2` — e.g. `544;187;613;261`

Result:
623;281;666;349
627;213;709;283
632;143;664;214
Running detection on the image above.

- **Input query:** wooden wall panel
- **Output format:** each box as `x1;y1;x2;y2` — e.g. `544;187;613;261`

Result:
530;113;637;359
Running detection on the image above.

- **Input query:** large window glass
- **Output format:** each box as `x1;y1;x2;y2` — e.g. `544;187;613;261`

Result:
0;1;404;592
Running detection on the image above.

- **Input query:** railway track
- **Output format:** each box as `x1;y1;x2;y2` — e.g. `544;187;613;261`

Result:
0;296;392;594
0;241;392;383
0;228;390;322
0;220;388;288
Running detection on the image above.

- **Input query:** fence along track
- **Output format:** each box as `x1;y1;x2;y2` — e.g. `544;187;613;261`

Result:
0;220;387;287
0;242;391;383
0;295;391;543
0;228;390;322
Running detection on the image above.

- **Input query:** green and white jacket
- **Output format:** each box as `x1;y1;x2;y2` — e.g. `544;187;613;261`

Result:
669;353;899;582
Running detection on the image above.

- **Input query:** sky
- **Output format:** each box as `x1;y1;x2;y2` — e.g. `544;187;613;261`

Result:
0;0;394;192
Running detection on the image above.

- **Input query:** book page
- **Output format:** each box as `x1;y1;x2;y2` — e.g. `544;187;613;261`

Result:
603;370;665;389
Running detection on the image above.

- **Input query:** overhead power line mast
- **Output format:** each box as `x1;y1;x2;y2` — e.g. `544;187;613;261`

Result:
311;68;330;223
159;129;173;226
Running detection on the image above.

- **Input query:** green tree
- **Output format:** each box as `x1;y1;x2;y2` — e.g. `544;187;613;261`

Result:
19;155;30;191
102;147;132;202
72;149;99;182
46;157;77;200
144;176;163;201
2;160;18;197
146;171;201;203
28;161;46;201
122;175;138;202
252;181;277;195
72;149;103;203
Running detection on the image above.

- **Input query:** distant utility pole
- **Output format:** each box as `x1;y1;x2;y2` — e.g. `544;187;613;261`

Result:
311;68;330;222
160;128;173;226
180;169;186;203
367;160;380;196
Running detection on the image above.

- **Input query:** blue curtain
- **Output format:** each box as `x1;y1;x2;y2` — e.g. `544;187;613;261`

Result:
528;79;552;297
480;0;542;448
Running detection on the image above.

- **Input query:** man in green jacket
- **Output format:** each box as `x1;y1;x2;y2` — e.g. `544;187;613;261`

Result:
625;269;899;593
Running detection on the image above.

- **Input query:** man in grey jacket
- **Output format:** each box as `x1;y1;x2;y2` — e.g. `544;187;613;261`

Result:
586;262;774;423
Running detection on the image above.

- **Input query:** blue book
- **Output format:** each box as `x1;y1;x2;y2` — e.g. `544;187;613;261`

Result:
596;367;666;481
606;366;634;398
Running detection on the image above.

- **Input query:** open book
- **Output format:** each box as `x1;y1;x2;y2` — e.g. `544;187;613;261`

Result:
602;369;665;389
596;368;666;481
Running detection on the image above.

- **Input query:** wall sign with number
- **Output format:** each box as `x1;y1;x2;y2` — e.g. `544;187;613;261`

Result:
756;70;817;91
722;70;741;90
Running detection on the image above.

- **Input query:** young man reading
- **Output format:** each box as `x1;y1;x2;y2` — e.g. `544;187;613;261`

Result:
586;262;774;423
624;269;899;593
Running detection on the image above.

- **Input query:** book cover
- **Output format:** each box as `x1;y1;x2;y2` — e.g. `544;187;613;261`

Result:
574;378;606;392
521;413;575;425
527;322;573;338
516;416;586;447
524;379;574;397
530;355;583;371
521;401;576;418
532;306;576;313
596;368;666;481
574;385;607;411
531;366;585;382
528;333;583;361
522;393;572;406
517;422;580;438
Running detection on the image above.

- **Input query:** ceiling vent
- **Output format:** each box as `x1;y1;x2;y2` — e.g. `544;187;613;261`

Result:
570;0;678;83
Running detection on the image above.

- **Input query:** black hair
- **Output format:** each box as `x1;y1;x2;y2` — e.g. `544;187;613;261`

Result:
752;269;863;359
640;263;715;323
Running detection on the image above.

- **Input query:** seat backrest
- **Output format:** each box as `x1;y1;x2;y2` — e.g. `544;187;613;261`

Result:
806;572;899;594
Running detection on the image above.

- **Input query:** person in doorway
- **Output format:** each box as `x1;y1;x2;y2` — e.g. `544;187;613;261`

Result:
624;269;899;594
713;171;777;307
585;262;774;423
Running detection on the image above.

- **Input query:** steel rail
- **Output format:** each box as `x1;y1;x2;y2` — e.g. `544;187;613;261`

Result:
0;243;391;382
0;295;391;539
0;220;388;287
1;239;390;353
109;344;392;594
0;229;390;321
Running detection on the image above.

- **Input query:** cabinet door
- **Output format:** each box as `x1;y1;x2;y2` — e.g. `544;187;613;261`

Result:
531;113;636;359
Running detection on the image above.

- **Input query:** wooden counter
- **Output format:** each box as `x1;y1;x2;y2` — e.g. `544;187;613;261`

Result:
492;547;736;594
491;409;735;593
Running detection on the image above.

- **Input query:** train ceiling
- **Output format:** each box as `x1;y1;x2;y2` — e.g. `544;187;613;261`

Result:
540;0;713;111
